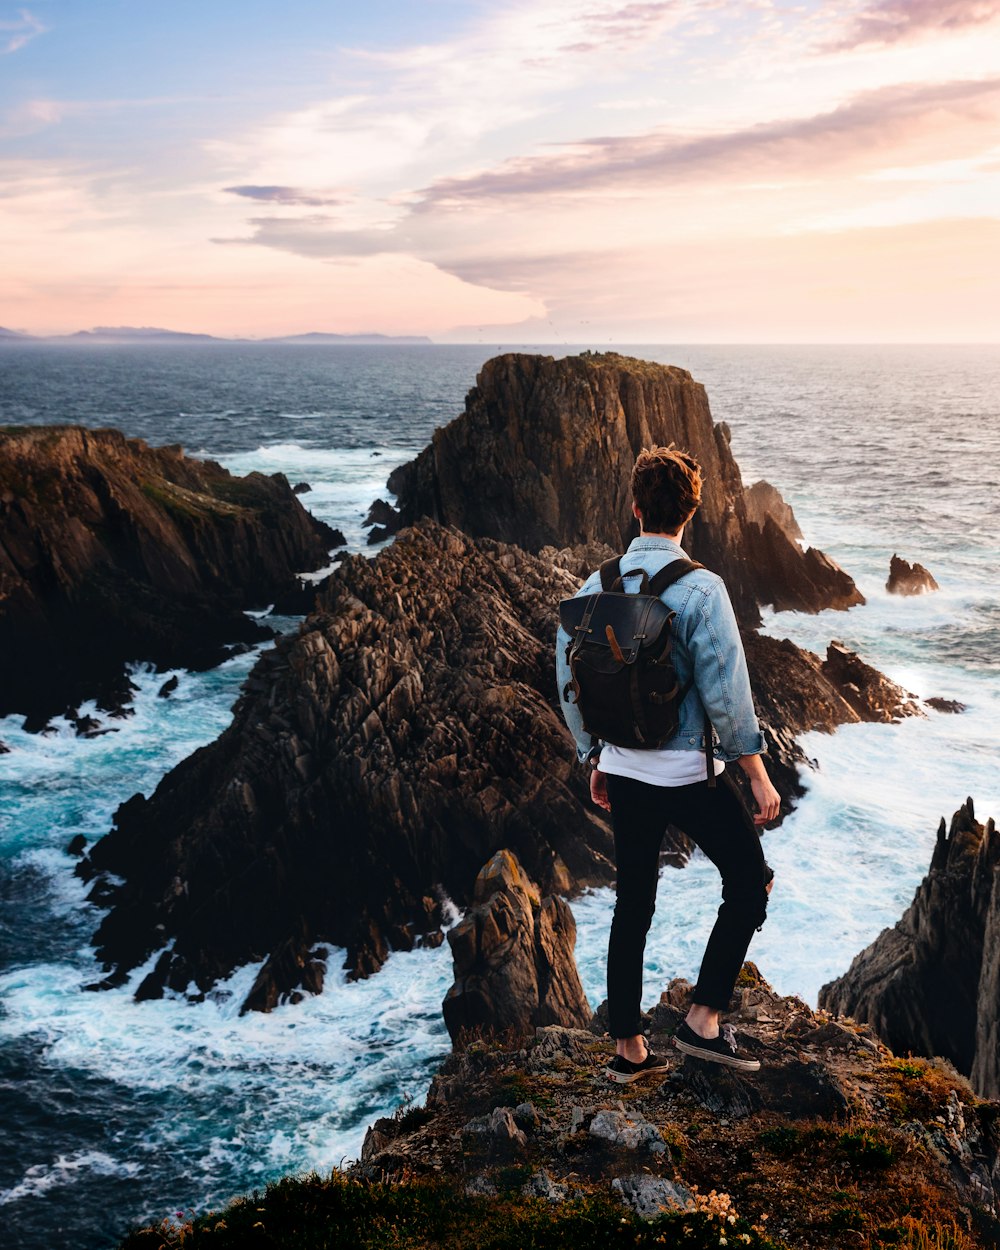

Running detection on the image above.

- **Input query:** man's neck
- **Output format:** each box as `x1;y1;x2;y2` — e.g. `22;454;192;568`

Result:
639;529;683;542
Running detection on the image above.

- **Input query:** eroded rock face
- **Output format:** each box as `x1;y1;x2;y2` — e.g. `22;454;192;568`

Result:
77;521;621;1008
887;553;939;596
77;516;922;1011
372;352;863;623
819;799;1000;1099
442;849;592;1046
0;424;343;728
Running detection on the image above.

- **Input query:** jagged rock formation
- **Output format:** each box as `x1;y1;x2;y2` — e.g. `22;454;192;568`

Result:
356;965;1000;1246
887;553;940;595
442;849;592;1045
369;352;863;623
78;518;921;1010
0;424;343;728
77;521;620;1008
745;479;803;540
819;799;1000;1100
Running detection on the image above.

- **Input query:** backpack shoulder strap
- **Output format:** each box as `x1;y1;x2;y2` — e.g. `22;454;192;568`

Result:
648;557;703;598
599;556;622;591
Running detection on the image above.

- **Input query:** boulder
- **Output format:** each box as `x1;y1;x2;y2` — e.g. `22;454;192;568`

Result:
442;849;592;1046
819;799;1000;1099
371;352;863;623
0;424;343;728
887;554;939;595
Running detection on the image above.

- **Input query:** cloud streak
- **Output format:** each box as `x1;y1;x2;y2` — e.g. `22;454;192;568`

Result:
1;7;47;54
223;184;346;207
413;77;1000;206
827;0;1000;51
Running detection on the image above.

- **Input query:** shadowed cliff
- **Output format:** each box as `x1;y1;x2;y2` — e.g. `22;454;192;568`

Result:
0;424;343;729
368;352;863;623
820;800;1000;1101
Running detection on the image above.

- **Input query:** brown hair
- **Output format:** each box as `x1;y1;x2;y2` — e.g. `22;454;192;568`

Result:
631;445;703;534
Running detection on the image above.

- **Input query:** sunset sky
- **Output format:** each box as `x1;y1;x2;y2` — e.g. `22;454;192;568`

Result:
2;1;999;341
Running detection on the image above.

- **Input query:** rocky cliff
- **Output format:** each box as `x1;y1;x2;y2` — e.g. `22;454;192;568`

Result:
819;800;1000;1101
351;964;1000;1249
368;353;863;623
0;425;343;729
887;553;939;595
76;521;619;1007
77;518;920;1010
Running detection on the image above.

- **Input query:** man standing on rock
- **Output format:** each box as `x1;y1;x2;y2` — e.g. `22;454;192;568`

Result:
555;446;780;1081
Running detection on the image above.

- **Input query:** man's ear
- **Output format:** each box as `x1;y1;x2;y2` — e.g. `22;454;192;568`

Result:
632;501;642;520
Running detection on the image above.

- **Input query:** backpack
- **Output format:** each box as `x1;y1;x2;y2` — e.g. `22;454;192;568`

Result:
559;555;717;786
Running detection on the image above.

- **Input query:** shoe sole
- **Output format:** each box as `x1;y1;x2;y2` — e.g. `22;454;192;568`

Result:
673;1035;761;1071
603;1063;670;1084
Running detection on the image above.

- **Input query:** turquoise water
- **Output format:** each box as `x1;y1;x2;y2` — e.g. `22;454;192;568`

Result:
0;343;997;1248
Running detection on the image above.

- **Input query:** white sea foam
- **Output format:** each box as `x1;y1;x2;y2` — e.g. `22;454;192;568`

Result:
205;443;422;551
0;1150;142;1207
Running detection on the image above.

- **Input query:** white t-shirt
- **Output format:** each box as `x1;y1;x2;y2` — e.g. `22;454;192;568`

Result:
599;742;726;787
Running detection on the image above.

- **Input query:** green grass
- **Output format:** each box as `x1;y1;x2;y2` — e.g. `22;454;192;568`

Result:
118;1169;787;1250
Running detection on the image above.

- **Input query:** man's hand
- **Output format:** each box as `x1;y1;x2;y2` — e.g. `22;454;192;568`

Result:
590;764;611;812
738;753;781;826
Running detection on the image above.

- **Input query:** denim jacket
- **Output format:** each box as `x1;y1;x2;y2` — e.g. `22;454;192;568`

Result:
554;534;766;765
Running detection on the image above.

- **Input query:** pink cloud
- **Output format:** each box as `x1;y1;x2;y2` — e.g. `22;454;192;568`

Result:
414;76;1000;206
826;0;1000;51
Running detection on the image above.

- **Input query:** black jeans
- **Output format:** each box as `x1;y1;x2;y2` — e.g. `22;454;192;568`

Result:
605;768;770;1037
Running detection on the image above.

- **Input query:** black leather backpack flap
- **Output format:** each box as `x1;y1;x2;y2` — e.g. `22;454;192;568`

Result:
559;591;673;664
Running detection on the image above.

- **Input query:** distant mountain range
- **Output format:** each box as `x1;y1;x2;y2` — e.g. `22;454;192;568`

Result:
0;325;433;345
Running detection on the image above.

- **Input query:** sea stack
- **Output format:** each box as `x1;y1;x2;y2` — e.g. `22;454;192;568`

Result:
0;424;344;729
369;352;863;622
887;553;939;595
819;799;1000;1100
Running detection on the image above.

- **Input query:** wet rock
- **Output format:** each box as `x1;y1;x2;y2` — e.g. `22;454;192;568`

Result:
887;553;939;595
157;675;179;699
292;481;311;494
66;833;87;857
0;425;340;729
377;351;862;624
926;696;966;714
820;641;923;722
443;849;593;1046
820;798;1000;1100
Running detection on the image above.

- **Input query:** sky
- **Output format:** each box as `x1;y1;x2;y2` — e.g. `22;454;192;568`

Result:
1;0;999;341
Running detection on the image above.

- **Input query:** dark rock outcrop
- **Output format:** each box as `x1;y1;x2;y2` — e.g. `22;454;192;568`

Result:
819;799;1000;1100
0;424;343;728
442;849;592;1046
355;965;1000;1244
745;479;803;540
740;632;921;803
78;518;921;1011
370;353;863;623
77;521;620;1008
887;553;939;595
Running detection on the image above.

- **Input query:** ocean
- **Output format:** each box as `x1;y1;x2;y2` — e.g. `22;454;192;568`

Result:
0;343;997;1249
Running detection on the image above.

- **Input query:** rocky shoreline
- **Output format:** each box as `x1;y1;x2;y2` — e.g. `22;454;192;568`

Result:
0;424;343;731
67;352;947;1010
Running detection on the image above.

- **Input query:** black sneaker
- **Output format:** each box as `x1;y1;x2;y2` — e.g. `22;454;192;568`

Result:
673;1020;761;1072
603;1042;670;1084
